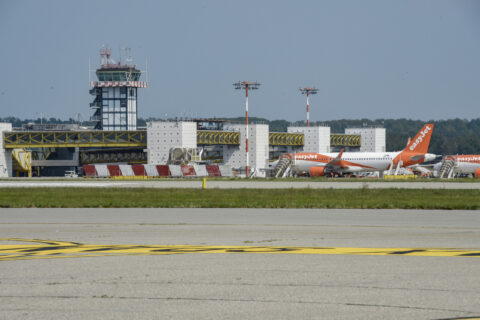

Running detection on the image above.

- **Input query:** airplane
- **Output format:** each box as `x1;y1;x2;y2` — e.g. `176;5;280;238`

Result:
433;154;480;178
277;124;436;177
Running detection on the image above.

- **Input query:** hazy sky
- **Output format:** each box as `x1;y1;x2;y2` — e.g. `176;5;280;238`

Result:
0;0;479;122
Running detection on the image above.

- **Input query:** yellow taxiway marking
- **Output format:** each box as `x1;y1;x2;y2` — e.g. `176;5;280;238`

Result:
0;238;479;261
439;318;480;320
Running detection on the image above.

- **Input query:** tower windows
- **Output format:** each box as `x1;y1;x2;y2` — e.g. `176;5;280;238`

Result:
95;86;137;131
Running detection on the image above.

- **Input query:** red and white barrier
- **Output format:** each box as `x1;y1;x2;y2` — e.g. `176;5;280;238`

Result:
119;164;134;176
168;165;183;177
144;165;159;177
206;165;221;177
107;165;122;176
180;165;196;177
83;165;97;177
83;164;230;178
95;164;109;177
132;165;146;176
156;165;170;176
193;164;208;177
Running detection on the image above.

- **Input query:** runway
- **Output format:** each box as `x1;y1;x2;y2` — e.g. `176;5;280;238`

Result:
1;208;479;319
2;179;480;189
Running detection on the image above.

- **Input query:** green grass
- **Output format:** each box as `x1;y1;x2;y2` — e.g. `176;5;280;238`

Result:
1;188;480;209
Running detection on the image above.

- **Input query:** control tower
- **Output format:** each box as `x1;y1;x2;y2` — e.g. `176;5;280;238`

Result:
89;47;147;131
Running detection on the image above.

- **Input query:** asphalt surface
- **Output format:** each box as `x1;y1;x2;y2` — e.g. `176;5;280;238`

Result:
2;179;480;189
1;208;479;319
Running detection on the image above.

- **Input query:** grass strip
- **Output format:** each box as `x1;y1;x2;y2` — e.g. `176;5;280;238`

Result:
1;188;480;209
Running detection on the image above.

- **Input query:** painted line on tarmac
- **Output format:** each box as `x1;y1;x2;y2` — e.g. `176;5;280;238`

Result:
437;318;480;320
0;238;479;261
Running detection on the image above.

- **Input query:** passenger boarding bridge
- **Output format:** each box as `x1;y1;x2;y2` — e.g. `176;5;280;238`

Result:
3;130;360;148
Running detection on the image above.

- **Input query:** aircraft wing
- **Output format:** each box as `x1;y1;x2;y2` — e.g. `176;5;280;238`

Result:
326;148;347;170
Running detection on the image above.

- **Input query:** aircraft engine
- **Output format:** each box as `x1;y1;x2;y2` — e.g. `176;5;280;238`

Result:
475;168;480;178
310;166;328;177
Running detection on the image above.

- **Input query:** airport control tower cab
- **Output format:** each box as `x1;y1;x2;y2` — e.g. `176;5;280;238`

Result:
89;47;147;131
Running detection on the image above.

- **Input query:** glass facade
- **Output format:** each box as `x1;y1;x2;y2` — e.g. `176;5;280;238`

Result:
90;67;142;131
96;69;141;81
101;87;136;131
91;86;137;131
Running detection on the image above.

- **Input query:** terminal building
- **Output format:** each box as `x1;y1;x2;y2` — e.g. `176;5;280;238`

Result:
147;121;197;164
2;118;380;177
0;123;13;177
287;126;331;153
1;119;384;178
345;127;385;152
0;48;389;178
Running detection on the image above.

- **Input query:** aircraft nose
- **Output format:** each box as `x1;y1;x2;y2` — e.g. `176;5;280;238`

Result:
269;160;279;168
424;153;437;162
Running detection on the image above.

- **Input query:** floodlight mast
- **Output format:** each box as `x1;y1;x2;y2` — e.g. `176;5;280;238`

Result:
233;81;261;177
299;87;318;127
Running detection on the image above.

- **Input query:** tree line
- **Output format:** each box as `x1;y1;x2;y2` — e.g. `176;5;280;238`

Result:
211;117;480;155
2;116;480;155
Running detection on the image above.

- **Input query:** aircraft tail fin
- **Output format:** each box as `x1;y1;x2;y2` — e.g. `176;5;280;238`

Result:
403;124;434;154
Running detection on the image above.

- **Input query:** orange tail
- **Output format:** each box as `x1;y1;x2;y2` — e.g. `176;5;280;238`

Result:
404;124;434;154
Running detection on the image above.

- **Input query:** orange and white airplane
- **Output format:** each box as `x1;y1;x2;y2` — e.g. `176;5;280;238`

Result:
434;155;480;177
281;124;436;176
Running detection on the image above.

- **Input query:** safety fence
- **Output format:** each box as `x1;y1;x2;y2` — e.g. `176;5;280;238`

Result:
82;164;232;178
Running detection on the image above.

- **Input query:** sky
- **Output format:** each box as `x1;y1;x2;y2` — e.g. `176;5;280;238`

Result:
0;0;479;122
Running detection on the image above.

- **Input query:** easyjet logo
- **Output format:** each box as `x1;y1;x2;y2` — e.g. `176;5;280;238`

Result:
409;126;431;151
459;157;480;162
296;154;319;160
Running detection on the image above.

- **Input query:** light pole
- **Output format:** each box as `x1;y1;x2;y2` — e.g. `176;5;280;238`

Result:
233;81;261;176
299;87;318;127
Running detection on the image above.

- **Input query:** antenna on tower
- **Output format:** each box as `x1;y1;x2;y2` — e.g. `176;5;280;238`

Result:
88;56;91;85
100;45;112;66
76;113;82;125
145;57;149;83
124;47;132;65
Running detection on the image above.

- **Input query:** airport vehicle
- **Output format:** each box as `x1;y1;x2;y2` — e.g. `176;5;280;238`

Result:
434;155;480;178
64;170;78;178
284;124;436;176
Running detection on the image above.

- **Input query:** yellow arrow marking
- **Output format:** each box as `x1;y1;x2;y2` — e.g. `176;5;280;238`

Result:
0;238;479;261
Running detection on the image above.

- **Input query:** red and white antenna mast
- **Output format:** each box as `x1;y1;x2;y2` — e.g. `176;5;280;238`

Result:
100;46;112;66
233;81;261;177
299;87;318;127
